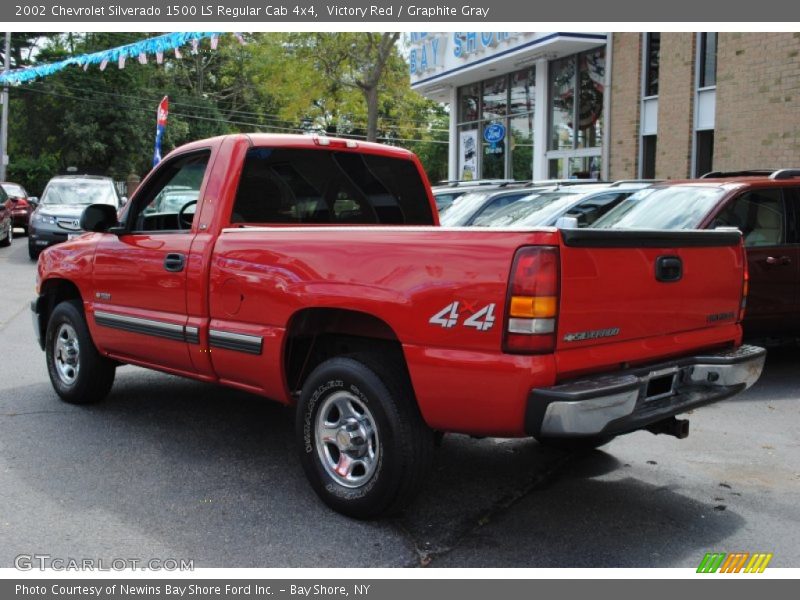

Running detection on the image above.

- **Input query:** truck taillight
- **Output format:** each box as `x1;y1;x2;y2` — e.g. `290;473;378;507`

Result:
503;246;559;354
740;255;750;322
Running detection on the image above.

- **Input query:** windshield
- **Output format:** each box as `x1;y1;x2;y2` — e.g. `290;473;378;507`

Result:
1;183;26;198
477;191;585;227
439;191;493;226
42;179;118;207
592;186;727;229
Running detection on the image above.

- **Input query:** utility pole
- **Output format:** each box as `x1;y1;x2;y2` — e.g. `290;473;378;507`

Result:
0;32;10;181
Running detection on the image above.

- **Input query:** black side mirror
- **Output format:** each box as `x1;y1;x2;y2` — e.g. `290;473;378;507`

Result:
28;197;38;207
80;204;119;233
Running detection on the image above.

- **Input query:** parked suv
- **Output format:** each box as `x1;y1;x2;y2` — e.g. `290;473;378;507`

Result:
593;169;800;341
29;175;121;260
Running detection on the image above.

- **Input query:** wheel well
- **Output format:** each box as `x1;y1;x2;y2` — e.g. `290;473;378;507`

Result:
284;308;407;394
36;279;83;341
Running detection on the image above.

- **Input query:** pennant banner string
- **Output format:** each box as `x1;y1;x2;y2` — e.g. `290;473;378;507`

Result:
0;32;247;85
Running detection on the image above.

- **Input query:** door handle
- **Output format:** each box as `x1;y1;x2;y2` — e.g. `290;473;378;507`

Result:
764;255;791;266
164;253;186;272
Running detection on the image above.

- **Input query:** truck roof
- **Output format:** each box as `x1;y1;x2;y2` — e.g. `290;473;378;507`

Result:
165;133;414;161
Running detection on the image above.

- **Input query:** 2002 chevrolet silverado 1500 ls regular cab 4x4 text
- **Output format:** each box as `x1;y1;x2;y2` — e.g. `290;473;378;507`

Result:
31;134;766;518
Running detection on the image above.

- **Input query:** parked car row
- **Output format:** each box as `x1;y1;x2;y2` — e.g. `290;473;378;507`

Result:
0;181;36;247
436;169;800;343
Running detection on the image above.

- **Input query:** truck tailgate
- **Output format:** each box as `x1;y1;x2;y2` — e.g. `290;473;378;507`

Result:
556;229;745;351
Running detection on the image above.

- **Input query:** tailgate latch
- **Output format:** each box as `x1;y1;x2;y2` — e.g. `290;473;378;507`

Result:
655;255;683;282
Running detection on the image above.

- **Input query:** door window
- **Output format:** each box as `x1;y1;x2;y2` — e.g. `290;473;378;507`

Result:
127;151;211;233
712;189;784;247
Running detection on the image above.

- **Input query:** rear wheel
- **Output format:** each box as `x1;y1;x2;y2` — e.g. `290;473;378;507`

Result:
296;354;434;519
45;300;116;404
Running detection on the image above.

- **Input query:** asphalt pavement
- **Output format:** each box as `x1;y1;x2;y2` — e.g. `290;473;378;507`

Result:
1;232;798;568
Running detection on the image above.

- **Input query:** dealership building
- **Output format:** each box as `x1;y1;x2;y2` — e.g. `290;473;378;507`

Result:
409;32;800;182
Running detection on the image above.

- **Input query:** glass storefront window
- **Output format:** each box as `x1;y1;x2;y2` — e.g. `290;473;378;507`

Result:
510;114;534;181
576;49;605;149
549;57;575;151
459;83;480;123
509;67;535;115
482;75;508;120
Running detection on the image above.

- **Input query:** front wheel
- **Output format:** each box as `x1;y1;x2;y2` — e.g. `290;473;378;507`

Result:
28;242;40;260
296;354;434;519
45;300;116;404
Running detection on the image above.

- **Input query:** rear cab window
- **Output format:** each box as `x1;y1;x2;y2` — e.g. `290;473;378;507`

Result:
230;147;435;226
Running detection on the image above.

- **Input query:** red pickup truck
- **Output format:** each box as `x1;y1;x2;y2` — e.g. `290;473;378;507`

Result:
32;134;765;518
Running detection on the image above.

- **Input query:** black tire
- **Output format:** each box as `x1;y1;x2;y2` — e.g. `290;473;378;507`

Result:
21;225;28;236
535;434;615;452
28;242;40;260
296;353;434;519
45;300;116;404
0;222;11;247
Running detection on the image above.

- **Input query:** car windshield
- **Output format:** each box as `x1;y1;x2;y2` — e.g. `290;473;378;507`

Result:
438;191;493;226
1;183;26;198
42;179;118;207
476;191;586;227
592;186;727;229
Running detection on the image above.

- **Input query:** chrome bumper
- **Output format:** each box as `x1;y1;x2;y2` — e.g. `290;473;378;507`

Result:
525;345;766;438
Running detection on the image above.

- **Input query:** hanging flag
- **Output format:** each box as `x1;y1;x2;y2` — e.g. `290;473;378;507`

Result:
153;96;169;168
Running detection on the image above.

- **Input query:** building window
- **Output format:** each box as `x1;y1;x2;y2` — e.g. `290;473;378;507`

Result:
644;33;660;97
641;135;657;179
695;130;714;177
549;56;576;151
456;67;535;181
699;32;717;88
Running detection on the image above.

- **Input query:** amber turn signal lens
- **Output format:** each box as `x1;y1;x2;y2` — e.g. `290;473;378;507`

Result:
509;295;557;318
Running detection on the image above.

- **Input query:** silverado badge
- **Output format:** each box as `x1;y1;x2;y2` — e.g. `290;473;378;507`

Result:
563;327;621;342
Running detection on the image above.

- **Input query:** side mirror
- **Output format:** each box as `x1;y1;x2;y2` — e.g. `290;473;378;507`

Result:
555;215;579;229
28;197;38;207
80;204;119;233
119;196;128;206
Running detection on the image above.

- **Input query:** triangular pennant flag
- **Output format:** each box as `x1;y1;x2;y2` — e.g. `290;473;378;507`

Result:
156;51;163;64
191;39;199;54
99;59;108;71
174;47;182;59
210;36;219;50
118;54;126;69
138;52;147;65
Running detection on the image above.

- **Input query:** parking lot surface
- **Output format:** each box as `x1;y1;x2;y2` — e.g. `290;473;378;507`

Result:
1;236;798;568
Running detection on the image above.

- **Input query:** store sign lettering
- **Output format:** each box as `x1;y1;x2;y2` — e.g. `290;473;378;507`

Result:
408;32;520;76
409;34;442;75
453;32;516;59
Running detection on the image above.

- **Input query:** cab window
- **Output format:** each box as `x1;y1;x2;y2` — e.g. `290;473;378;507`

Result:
128;151;210;232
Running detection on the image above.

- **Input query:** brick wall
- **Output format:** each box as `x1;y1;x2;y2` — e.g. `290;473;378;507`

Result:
608;33;641;180
715;33;800;171
655;33;696;179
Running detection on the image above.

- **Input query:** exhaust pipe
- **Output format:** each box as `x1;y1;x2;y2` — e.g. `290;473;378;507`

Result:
646;417;690;439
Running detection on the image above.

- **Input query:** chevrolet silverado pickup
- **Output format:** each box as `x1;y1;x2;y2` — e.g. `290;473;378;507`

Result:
31;134;766;518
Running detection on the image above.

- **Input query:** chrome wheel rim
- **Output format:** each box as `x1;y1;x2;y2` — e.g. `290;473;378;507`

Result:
54;323;80;385
315;390;380;488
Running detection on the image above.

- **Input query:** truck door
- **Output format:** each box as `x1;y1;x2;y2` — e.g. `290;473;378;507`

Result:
89;150;211;374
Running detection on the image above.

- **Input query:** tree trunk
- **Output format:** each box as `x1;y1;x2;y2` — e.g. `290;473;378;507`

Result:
364;86;379;142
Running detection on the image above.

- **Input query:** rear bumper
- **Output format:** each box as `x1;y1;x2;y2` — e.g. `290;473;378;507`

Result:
525;344;766;438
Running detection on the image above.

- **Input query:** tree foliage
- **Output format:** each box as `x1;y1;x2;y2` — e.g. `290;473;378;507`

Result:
5;32;448;195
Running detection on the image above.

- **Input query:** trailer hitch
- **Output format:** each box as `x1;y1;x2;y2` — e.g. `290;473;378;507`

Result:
646;417;690;439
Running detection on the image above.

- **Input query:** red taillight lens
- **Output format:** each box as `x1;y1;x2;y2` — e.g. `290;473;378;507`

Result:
503;246;560;354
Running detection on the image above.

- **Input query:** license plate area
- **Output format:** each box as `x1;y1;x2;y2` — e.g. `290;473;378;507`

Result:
645;368;678;401
68;233;80;240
